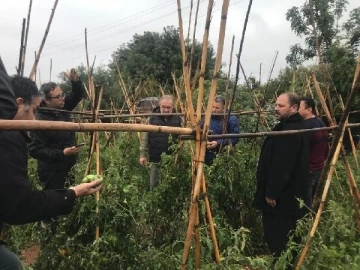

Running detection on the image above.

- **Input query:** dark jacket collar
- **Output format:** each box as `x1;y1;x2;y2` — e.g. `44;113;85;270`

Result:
273;112;303;131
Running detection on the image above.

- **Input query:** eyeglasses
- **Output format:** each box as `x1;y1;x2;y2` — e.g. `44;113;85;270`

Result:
47;92;66;100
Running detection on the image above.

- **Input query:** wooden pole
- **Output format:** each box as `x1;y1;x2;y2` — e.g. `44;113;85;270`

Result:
18;18;26;76
296;54;360;269
95;87;103;240
225;35;235;111
177;0;195;125
21;0;33;76
50;58;52;82
29;0;59;80
188;0;200;78
182;0;229;268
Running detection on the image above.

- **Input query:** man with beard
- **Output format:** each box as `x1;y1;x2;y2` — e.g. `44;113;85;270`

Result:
252;92;310;268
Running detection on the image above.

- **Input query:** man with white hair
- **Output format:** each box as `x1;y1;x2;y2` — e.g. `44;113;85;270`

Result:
139;95;182;190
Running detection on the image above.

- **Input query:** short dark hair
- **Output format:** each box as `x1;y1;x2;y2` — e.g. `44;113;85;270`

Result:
214;95;225;106
281;92;300;107
40;82;58;98
10;75;42;105
300;97;316;115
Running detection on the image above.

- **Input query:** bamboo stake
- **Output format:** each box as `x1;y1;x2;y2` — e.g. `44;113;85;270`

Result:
2;120;360;135
296;55;360;269
225;35;235;110
338;95;358;169
21;0;33;76
177;0;195;125
33;51;37;81
192;0;217;263
29;0;59;80
182;0;229;268
341;151;360;210
186;0;194;50
201;175;220;261
194;206;200;269
188;0;200;77
18;18;26;76
263;50;278;93
50;58;52;82
95;87;103;241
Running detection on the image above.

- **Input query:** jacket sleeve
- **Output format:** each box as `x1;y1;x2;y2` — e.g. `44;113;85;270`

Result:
216;116;240;146
63;80;84;111
265;133;303;199
0;57;17;120
28;130;65;162
4;189;76;225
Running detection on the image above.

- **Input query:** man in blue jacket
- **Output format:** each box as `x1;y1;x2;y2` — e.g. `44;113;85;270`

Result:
204;95;240;165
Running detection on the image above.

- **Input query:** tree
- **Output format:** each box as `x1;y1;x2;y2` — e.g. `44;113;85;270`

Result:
110;26;216;88
343;7;360;53
285;0;349;66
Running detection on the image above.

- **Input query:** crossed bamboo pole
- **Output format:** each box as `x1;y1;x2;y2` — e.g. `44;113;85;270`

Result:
312;73;360;226
295;54;360;269
181;0;230;268
29;0;58;80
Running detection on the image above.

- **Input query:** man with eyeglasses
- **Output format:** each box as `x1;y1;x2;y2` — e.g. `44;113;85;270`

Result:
29;68;84;229
0;59;102;269
139;95;182;190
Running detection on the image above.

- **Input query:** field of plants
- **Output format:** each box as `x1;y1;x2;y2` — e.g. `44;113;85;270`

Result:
3;124;359;269
2;0;360;269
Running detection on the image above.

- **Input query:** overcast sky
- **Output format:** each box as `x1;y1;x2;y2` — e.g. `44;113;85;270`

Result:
1;0;358;85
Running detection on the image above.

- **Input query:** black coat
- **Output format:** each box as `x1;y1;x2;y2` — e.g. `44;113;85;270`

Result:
252;113;310;217
148;107;182;163
0;57;76;225
28;80;84;171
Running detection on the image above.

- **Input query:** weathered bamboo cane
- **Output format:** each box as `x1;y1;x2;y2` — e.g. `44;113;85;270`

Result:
296;55;360;269
177;0;195;125
33;51;37;81
29;0;58;80
17;18;26;76
49;58;52;82
182;0;229;268
264;50;278;93
0;120;194;133
95;87;104;241
313;73;360;228
186;0;194;50
188;0;200;77
21;0;33;76
224;35;235;111
338;95;359;169
193;0;219;264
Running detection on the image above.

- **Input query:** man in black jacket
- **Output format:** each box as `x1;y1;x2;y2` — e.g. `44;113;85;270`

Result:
0;59;102;269
139;95;182;190
252;92;310;268
29;69;83;191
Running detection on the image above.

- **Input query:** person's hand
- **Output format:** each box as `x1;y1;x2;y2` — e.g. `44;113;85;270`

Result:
70;180;102;197
266;197;276;208
207;141;218;149
63;68;79;81
139;157;147;166
63;146;80;156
